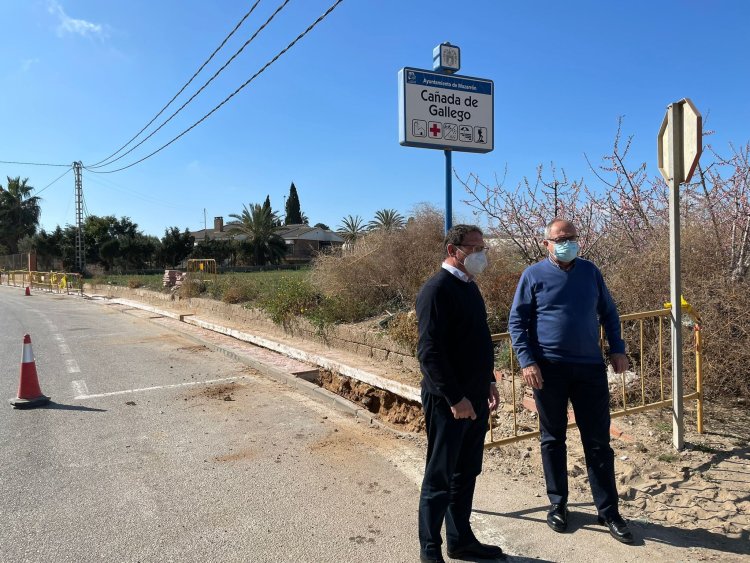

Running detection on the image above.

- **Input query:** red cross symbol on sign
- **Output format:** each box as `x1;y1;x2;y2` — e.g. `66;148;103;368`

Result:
429;122;442;138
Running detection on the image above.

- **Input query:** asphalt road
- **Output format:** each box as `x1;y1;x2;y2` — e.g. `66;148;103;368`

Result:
0;288;421;562
1;286;745;562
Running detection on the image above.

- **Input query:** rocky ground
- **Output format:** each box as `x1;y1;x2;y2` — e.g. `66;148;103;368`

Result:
486;400;749;540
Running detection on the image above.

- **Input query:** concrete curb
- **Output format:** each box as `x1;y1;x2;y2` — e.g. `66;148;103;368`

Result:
108;298;422;403
107;298;414;436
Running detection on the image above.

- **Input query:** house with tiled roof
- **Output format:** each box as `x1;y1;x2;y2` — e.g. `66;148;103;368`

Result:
189;217;344;264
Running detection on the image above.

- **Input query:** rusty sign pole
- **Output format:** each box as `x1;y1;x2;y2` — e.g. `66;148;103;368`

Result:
658;98;702;451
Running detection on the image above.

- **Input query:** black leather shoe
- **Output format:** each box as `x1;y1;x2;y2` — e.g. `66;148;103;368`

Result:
598;514;634;544
447;541;504;560
546;503;568;533
419;555;445;563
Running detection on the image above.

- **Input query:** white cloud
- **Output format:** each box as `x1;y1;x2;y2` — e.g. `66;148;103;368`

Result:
21;58;40;72
48;0;108;40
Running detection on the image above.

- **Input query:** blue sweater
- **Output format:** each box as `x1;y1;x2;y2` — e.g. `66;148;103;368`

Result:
416;268;495;406
508;257;625;368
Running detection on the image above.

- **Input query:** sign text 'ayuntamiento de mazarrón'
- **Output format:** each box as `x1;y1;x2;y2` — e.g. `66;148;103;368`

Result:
398;67;494;153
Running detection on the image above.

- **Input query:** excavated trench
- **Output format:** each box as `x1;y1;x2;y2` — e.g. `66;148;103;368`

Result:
311;369;425;433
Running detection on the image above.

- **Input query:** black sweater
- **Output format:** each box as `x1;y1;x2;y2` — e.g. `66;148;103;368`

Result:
416;268;494;405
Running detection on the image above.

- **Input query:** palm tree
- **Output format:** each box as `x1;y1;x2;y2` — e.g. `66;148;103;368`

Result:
228;203;287;266
367;208;405;232
337;214;367;243
0;176;41;254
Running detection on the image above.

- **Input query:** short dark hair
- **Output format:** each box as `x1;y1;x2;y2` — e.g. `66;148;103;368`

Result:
444;224;483;254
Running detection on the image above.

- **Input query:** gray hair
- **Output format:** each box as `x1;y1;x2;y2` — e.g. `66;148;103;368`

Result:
544;218;575;239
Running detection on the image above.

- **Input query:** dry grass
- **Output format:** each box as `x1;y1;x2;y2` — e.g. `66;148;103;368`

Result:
310;204;445;319
604;225;750;400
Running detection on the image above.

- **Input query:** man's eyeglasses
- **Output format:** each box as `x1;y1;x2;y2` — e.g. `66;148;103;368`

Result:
456;244;488;253
546;236;579;244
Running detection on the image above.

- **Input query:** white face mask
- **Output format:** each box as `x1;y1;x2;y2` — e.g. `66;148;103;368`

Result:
461;249;488;276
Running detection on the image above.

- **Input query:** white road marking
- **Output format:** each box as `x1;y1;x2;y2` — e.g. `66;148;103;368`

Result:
71;380;89;397
73;376;248;400
66;359;81;373
53;334;64;342
59;344;71;354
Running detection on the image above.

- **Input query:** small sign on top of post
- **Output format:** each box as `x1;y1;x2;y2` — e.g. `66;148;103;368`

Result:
658;98;702;185
433;42;460;74
657;97;702;452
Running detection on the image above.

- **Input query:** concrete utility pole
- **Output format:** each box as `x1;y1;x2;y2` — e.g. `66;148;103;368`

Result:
73;161;85;273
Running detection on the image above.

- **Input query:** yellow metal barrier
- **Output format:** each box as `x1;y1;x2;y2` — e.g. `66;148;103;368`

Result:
186;258;217;284
486;303;704;448
5;270;83;294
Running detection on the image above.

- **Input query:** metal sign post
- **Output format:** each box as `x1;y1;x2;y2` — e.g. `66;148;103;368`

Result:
445;149;452;232
398;43;494;234
657;98;702;450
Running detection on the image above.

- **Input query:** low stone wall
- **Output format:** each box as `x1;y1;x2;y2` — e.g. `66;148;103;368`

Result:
87;284;420;372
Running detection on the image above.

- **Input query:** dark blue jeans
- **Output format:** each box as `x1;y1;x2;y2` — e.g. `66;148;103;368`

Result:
418;389;488;558
533;360;619;519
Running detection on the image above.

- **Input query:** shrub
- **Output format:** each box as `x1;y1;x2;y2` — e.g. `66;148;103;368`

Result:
476;254;525;333
387;310;419;353
177;279;206;298
263;276;320;325
311;204;445;321
210;275;260;304
221;284;259;304
602;224;750;400
127;278;143;289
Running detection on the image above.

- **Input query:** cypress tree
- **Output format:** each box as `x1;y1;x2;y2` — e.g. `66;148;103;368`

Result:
284;182;303;225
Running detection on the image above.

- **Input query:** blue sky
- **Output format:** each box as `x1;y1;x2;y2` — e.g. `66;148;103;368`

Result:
1;0;748;237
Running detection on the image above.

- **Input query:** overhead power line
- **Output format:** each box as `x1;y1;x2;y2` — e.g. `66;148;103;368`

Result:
35;166;73;196
0;159;70;167
89;0;263;168
87;0;345;175
90;0;292;170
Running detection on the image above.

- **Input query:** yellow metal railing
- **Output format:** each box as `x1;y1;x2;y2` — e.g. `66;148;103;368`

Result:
4;270;83;294
486;303;703;448
186;258;217;284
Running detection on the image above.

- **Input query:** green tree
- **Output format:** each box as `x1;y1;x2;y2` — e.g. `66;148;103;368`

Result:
158;227;195;268
284;182;304;225
191;236;236;265
0;176;41;254
368;209;405;232
313;222;330;231
99;238;121;271
263;194;282;227
78;215;155;272
228;203;287;266
337;215;366;243
31;227;66;270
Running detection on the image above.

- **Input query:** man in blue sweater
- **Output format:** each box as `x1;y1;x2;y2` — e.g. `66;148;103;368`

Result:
416;224;503;562
508;219;634;544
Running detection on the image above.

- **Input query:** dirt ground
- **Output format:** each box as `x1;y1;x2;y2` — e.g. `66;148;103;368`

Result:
486;401;749;540
318;369;749;541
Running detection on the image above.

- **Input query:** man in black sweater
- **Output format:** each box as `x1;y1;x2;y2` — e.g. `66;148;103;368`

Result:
416;224;503;563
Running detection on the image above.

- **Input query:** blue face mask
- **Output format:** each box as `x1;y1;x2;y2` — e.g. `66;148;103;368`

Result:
552;241;579;262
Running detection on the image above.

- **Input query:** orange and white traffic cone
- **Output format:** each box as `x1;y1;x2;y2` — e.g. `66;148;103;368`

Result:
25;286;30;296
9;334;50;409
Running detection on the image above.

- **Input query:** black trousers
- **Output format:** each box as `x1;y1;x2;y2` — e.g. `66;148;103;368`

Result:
418;389;488;558
533;360;619;519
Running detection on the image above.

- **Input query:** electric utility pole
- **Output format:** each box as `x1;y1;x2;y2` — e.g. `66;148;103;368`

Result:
73;161;85;272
